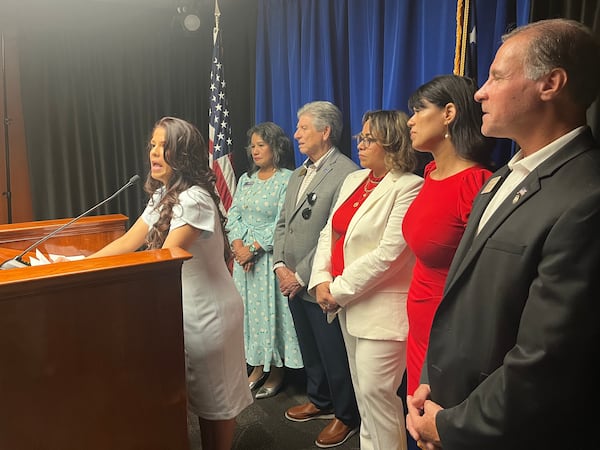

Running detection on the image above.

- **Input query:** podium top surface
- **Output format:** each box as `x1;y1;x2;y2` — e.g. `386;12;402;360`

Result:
0;247;192;289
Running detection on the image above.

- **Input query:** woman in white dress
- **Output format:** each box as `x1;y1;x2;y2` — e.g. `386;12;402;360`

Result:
89;116;253;450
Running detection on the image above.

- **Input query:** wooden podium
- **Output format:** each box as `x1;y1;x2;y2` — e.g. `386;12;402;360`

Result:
0;216;192;450
0;213;130;257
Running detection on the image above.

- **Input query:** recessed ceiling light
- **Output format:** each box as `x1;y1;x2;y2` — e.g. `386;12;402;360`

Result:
183;13;201;32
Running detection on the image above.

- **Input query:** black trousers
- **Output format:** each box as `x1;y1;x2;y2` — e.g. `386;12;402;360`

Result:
288;297;360;428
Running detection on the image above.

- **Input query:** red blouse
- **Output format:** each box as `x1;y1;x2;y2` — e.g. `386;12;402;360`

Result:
331;171;385;276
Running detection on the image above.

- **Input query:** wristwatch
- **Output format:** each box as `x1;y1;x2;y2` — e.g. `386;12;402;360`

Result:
248;243;259;256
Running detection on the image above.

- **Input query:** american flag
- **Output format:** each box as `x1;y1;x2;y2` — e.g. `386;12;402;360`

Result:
208;1;236;211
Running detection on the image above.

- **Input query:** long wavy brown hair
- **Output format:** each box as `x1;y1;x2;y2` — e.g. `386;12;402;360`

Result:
143;116;232;264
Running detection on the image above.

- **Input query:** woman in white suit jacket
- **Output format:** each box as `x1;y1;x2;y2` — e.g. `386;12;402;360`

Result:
309;110;423;450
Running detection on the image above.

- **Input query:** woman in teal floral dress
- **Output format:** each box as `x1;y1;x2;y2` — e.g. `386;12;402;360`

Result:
227;122;303;399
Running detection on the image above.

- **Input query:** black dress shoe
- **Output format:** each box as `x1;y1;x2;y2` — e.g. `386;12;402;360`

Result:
248;372;268;391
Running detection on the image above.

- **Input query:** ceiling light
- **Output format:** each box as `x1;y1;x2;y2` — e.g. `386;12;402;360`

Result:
183;13;201;32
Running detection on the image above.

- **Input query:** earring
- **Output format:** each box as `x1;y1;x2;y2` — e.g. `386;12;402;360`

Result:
444;125;450;139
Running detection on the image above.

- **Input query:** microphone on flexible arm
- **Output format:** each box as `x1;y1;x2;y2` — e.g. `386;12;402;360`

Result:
0;175;141;270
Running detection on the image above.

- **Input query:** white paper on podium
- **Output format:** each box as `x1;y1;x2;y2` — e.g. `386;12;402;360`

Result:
29;249;85;266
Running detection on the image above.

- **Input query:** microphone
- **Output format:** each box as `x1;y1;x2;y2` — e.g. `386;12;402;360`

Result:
0;175;140;270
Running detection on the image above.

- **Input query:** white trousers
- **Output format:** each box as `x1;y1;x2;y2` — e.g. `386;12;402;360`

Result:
339;311;407;450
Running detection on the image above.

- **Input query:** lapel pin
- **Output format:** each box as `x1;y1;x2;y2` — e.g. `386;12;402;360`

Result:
512;187;528;204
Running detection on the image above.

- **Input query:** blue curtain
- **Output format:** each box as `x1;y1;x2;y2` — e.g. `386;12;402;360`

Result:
255;0;455;166
472;0;531;167
474;0;531;89
255;0;531;168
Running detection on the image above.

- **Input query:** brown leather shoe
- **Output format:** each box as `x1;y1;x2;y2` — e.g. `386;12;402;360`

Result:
284;402;335;422
315;418;358;448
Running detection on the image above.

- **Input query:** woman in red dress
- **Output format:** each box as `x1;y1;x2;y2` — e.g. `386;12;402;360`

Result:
402;75;495;396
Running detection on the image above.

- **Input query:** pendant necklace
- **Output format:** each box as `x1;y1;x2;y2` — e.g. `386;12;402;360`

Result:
353;173;384;207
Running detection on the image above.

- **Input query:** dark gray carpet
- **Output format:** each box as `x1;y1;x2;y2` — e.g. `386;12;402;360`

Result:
187;368;359;450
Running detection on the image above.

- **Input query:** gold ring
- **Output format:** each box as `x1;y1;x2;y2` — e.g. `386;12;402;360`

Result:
416;441;424;449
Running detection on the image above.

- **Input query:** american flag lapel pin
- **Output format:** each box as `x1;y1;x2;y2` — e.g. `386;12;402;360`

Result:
512;187;528;204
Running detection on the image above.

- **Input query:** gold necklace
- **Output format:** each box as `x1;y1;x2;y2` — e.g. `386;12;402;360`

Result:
353;175;382;207
363;176;382;193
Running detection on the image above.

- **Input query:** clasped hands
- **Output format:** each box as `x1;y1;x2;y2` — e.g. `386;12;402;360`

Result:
231;239;255;272
275;266;302;299
314;281;339;313
406;384;443;450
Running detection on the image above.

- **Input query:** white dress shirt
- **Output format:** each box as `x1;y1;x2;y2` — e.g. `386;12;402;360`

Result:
477;127;586;234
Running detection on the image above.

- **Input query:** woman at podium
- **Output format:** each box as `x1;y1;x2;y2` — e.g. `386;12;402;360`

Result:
88;116;253;450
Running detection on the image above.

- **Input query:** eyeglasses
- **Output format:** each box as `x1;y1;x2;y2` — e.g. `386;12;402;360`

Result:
355;134;378;147
302;192;317;220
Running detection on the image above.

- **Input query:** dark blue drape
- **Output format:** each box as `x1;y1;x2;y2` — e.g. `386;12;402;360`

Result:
473;0;531;167
255;0;531;169
474;0;531;89
255;0;454;165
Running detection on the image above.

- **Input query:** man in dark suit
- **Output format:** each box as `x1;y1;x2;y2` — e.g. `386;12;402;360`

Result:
406;19;600;450
273;101;360;448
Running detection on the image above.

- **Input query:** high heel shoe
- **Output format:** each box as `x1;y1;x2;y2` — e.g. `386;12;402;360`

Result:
255;379;283;399
248;371;268;391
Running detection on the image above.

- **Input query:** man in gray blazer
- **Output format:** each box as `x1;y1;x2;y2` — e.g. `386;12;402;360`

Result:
273;101;360;448
406;19;600;450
